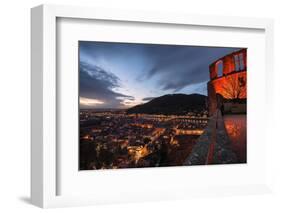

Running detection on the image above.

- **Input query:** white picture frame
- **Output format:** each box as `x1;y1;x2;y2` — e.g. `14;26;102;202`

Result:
31;4;274;208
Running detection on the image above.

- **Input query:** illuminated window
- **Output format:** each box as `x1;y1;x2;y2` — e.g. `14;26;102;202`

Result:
234;55;240;71
216;61;223;77
234;53;245;71
239;53;245;70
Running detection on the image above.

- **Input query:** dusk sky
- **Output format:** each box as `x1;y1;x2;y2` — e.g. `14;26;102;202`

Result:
79;41;239;109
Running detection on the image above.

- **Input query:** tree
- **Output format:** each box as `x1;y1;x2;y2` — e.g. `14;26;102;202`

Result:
221;74;246;100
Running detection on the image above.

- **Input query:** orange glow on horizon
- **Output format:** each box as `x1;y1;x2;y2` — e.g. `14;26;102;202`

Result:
80;97;104;106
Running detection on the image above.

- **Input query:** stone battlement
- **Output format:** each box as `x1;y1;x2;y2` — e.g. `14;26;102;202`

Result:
208;49;247;116
184;110;237;165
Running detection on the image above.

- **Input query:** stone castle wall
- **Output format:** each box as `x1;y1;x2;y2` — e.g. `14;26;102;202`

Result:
208;49;247;115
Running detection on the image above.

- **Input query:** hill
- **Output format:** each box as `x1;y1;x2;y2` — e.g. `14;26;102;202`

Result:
127;93;207;115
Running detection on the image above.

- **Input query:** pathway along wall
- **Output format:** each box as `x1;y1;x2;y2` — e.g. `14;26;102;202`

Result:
183;110;237;165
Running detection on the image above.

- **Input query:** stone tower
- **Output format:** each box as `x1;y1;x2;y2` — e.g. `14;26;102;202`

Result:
207;49;247;115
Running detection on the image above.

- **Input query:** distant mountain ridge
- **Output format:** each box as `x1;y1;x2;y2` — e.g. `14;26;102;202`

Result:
127;93;207;115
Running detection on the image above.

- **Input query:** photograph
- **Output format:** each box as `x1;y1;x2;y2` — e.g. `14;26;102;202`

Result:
79;41;247;170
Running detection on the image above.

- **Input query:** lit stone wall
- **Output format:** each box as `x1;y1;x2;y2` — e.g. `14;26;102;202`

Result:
184;110;237;165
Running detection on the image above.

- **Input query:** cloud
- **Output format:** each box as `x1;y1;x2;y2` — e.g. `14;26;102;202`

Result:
79;62;134;108
140;46;240;92
79;41;241;108
79;97;104;106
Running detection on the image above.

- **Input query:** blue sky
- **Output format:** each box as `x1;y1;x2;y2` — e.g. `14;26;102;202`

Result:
79;41;239;109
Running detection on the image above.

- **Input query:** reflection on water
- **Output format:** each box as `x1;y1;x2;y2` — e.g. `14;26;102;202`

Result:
224;115;246;163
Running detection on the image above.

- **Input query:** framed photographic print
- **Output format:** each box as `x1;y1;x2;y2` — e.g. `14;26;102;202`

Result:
31;4;274;208
78;41;246;170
